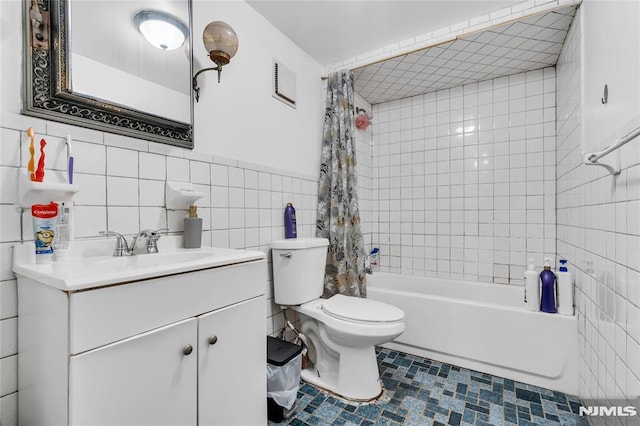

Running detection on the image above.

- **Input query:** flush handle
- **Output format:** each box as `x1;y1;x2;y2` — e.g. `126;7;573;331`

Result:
279;252;293;258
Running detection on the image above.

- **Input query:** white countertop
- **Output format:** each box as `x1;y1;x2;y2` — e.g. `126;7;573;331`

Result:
12;236;266;291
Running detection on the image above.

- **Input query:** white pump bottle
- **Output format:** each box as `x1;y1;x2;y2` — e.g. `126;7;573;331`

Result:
556;259;574;315
523;258;540;312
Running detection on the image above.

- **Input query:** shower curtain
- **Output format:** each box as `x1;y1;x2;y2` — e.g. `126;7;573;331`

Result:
316;70;368;298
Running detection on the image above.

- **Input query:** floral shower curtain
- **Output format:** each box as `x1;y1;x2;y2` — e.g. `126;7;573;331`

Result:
316;70;368;298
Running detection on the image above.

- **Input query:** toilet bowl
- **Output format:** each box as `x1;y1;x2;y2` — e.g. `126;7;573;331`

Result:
271;238;405;401
290;294;404;400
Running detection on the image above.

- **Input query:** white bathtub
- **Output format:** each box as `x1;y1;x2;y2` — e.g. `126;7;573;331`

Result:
368;272;578;395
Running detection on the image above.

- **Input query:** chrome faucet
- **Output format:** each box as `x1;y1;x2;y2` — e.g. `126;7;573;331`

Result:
99;229;167;256
98;230;132;257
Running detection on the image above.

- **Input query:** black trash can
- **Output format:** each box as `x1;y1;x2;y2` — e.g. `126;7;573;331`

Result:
266;336;302;423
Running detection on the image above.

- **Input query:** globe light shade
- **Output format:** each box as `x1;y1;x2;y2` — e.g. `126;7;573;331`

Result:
202;21;238;65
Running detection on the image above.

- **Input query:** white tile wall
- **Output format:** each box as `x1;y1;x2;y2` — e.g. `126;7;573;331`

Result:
556;9;640;421
369;68;557;284
0;116;319;424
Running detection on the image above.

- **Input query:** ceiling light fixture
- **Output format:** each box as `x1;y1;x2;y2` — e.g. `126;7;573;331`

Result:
134;10;188;51
192;21;238;102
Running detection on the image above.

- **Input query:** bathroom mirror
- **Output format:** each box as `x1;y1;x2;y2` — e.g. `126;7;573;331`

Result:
23;0;194;148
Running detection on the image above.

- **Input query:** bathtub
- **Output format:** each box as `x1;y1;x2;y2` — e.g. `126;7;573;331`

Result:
368;272;578;395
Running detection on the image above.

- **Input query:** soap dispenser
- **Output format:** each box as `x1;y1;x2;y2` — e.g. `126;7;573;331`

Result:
540;258;557;313
184;205;202;248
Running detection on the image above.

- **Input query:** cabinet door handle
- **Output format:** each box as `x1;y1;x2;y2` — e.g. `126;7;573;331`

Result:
183;344;193;356
208;335;218;345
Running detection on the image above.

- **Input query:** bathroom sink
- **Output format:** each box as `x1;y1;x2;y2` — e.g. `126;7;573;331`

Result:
91;251;213;269
12;237;265;291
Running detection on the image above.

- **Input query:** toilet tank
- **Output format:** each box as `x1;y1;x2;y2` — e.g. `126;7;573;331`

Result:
271;238;329;305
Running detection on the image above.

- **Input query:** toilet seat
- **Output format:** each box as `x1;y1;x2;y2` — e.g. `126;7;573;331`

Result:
321;294;404;324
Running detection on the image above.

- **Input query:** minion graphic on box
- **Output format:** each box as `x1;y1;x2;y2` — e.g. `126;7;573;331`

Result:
32;202;58;262
35;230;55;248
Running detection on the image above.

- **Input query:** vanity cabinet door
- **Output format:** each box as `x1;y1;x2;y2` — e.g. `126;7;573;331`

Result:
198;296;266;426
69;318;198;426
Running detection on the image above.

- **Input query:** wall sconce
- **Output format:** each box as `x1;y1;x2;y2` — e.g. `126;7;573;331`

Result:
192;21;238;102
134;10;188;51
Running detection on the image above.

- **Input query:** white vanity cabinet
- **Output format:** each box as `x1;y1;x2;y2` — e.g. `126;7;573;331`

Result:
198;297;266;426
17;257;267;426
69;317;199;426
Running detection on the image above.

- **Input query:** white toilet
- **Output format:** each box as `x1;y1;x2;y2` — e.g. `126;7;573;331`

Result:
271;237;405;401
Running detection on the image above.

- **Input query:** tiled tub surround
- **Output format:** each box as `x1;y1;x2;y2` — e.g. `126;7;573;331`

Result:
0;119;320;423
370;68;557;284
556;6;640;418
272;348;588;426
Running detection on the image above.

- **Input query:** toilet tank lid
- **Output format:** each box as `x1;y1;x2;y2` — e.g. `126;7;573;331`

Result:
271;238;329;249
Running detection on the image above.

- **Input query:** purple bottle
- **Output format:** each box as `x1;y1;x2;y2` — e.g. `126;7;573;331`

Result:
284;203;297;239
540;258;557;313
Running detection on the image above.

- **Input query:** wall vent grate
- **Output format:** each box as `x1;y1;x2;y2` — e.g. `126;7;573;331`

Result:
273;60;297;108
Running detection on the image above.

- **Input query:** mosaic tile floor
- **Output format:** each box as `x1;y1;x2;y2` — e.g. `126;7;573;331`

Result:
270;347;589;426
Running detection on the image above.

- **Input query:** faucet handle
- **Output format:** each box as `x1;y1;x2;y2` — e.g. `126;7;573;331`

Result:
141;228;168;253
98;230;130;257
149;228;168;238
137;228;167;238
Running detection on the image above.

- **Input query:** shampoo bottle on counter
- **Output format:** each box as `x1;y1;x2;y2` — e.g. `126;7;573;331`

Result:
523;258;539;312
284;203;297;239
184;205;202;248
556;259;574;315
540;258;557;313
